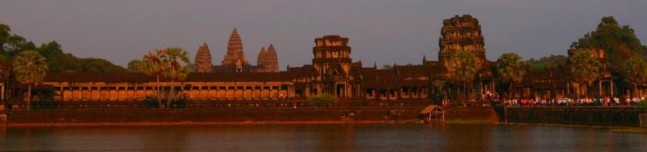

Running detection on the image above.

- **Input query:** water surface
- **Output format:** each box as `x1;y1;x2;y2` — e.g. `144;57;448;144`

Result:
0;124;645;151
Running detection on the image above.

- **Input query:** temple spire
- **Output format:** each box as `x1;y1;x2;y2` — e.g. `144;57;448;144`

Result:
194;42;213;73
264;43;279;72
257;47;266;66
222;28;248;66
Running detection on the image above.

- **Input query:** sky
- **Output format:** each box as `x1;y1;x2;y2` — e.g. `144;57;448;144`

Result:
1;0;646;69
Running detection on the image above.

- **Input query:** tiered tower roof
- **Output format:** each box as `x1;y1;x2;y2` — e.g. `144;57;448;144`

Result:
265;44;279;72
438;14;486;63
256;44;279;72
222;28;248;66
257;47;266;66
194;43;213;73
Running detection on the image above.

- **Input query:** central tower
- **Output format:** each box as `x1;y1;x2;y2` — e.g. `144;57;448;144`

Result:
222;28;249;72
312;35;353;98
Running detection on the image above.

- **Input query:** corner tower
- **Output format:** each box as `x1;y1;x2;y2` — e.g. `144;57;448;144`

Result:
264;44;279;72
256;47;267;69
194;43;213;73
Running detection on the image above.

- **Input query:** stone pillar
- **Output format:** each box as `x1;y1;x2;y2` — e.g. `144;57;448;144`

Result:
216;86;221;100
241;86;246;100
611;82;614;97
58;86;64;101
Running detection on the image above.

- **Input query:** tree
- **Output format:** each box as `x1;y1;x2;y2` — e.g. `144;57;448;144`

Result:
142;49;167;107
568;50;602;97
539;55;567;69
495;53;526;98
448;50;480;102
12;50;48;109
0;54;11;102
4;35;36;55
0;24;10;52
159;47;191;104
37;41;63;72
620;56;647;97
571;16;647;68
127;59;144;72
78;58;126;73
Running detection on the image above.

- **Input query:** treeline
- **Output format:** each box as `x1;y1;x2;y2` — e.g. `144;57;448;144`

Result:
0;24;126;73
493;16;647;97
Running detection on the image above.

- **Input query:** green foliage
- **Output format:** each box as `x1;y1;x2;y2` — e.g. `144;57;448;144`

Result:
524;58;546;72
525;55;567;72
37;41;62;72
621;56;647;85
13;50;48;85
0;24;125;73
139;48;191;107
127;59;143;72
0;24;10;49
571;16;647;68
160;47;190;103
1;23;32;55
142;50;166;76
569;49;602;86
639;100;647;109
0;54;11;82
448;50;480;85
496;53;526;84
307;93;338;107
539;55;567;69
496;53;526;97
160;47;191;82
13;50;48;106
78;58;127;73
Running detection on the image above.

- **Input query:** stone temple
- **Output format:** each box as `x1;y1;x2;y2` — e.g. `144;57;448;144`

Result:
34;14;625;102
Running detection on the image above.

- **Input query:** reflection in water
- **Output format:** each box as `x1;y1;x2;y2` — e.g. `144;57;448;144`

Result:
441;124;494;151
0;124;646;151
313;124;355;151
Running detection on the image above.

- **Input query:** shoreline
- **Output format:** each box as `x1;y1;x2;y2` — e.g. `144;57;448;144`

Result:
2;120;425;127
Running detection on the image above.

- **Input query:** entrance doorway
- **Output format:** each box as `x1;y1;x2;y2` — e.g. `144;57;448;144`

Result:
336;84;345;97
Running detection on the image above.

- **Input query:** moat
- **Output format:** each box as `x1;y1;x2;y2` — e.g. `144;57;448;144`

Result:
1;124;645;151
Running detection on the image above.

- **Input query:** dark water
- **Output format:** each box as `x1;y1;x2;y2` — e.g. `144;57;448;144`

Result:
0;124;645;152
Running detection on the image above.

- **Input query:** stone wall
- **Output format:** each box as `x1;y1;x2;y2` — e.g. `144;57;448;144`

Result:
503;107;647;127
445;107;498;122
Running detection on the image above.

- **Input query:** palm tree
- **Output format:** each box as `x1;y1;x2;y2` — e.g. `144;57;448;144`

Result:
142;49;167;106
159;47;190;104
495;53;526;98
12;50;48;109
568;49;602;97
448;50;480;103
621;56;647;97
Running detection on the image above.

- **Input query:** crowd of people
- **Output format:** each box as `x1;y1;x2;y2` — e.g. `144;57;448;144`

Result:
502;96;645;107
